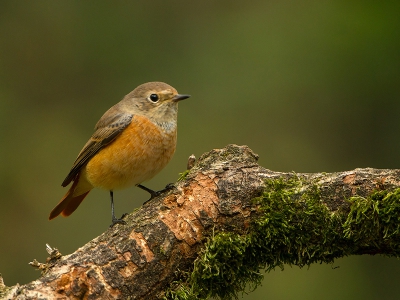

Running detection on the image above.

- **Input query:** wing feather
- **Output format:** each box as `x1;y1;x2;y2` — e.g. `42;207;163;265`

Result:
61;113;133;187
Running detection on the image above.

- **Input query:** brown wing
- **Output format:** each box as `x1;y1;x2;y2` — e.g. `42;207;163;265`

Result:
61;113;133;187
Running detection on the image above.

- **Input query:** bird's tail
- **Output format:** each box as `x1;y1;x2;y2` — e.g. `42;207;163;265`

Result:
49;173;92;220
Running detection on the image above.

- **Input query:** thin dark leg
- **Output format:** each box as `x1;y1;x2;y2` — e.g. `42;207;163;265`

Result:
110;190;127;227
137;183;175;204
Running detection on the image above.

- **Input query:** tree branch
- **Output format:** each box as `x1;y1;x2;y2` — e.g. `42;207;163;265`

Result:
2;144;400;299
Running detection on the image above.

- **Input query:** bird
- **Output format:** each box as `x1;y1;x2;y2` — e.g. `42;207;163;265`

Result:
49;82;190;227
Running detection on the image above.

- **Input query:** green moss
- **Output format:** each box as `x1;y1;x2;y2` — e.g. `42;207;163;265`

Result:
164;177;400;300
164;232;253;300
164;283;195;300
191;232;257;299
249;177;347;270
343;189;400;252
177;170;190;182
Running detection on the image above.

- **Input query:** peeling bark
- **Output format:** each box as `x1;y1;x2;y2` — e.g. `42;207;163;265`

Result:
2;144;400;299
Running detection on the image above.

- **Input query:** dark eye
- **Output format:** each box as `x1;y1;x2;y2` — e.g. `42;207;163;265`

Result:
149;94;159;102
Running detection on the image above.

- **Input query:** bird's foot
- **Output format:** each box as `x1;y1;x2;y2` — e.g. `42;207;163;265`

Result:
110;214;127;228
139;183;175;205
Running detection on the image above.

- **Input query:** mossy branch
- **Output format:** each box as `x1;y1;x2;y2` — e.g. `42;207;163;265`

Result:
2;144;400;300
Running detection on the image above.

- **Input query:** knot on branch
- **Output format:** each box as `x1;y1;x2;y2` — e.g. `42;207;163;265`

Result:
190;144;259;173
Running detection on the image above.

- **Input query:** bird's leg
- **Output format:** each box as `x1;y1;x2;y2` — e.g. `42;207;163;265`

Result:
137;183;175;204
109;190;127;227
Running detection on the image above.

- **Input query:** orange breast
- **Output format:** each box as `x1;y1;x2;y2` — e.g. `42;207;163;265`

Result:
84;115;177;190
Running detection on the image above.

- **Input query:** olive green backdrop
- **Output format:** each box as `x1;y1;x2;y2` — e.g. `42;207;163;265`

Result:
1;1;399;299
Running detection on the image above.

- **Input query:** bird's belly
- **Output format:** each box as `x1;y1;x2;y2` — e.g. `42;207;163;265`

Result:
85;116;177;190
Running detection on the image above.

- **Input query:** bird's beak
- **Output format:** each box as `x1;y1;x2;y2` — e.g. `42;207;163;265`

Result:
172;94;191;102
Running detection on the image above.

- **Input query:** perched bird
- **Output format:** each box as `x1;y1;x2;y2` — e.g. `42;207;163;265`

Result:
49;82;190;226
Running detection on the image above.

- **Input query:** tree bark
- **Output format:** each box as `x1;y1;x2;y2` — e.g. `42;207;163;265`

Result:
2;144;400;300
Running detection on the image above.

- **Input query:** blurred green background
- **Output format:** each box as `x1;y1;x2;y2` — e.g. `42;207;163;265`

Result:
1;1;400;299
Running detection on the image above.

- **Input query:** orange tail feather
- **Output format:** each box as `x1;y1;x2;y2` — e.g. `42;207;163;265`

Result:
49;175;92;220
60;191;90;217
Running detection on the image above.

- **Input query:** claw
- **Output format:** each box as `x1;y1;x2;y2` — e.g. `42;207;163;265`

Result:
110;216;127;228
138;183;175;204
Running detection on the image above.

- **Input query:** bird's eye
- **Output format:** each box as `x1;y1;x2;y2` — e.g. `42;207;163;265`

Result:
149;94;159;102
